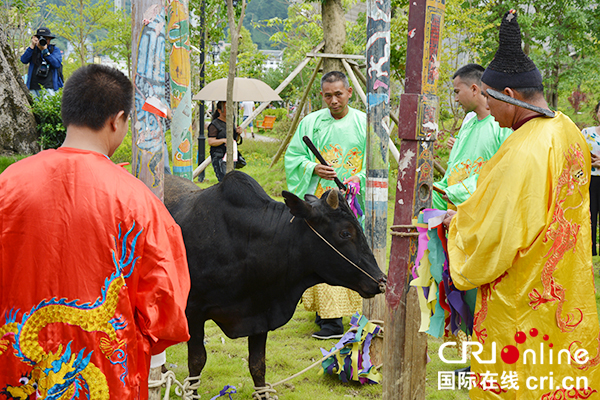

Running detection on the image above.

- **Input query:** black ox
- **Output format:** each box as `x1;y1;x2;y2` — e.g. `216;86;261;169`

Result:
164;172;386;392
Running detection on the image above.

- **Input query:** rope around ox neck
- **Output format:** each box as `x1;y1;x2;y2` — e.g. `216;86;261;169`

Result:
304;219;381;285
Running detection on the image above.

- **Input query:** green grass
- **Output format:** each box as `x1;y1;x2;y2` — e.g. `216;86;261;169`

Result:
0;154;27;173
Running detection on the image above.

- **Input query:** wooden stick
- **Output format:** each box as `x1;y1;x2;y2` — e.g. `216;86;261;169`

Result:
302;135;346;191
239;41;324;130
432;185;446;195
270;57;323;168
307;52;365;60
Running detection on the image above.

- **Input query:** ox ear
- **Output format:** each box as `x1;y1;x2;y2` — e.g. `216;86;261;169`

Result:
282;191;314;219
304;194;319;203
326;190;339;209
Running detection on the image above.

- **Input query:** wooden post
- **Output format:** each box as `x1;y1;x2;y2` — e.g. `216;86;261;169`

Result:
269;57;323;168
167;0;193;179
132;0;167;395
383;1;445;399
363;0;390;370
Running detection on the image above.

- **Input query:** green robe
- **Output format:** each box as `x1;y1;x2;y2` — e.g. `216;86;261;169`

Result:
285;106;366;319
433;114;512;210
285;107;367;213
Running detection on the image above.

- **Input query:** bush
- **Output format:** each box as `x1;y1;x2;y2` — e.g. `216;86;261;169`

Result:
261;107;288;120
31;89;66;150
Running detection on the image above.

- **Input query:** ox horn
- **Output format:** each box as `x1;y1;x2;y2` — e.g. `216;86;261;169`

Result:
327;190;339;209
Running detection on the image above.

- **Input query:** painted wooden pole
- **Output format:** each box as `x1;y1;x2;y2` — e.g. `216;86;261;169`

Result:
132;1;167;395
167;0;193;180
132;0;167;200
383;1;445;398
363;0;390;369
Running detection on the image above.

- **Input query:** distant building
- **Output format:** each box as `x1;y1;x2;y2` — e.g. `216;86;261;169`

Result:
260;50;283;70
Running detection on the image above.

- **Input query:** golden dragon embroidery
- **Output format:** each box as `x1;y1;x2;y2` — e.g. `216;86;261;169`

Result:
0;223;142;400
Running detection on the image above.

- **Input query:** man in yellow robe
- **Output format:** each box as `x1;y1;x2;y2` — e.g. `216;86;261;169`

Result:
445;10;600;399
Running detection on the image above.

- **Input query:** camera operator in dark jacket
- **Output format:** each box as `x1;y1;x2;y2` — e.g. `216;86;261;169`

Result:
21;27;64;97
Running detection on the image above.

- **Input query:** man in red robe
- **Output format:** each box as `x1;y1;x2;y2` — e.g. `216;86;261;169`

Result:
0;64;190;399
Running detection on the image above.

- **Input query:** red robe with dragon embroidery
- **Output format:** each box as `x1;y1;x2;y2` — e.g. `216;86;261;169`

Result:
0;148;190;399
449;112;600;399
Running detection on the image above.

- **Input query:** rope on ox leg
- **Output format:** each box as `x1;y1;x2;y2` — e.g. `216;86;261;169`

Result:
177;375;202;400
148;371;201;400
252;383;278;399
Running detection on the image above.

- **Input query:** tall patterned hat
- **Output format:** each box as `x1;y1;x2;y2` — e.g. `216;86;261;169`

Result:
481;10;543;89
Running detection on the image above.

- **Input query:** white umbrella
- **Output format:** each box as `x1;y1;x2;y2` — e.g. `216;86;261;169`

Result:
192;78;282;102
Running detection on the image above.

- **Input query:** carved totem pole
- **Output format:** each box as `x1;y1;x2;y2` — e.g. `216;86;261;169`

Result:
383;1;445;398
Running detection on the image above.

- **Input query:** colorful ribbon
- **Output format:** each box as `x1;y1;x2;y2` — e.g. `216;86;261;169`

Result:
344;181;363;219
410;209;477;338
210;385;237;400
320;313;382;384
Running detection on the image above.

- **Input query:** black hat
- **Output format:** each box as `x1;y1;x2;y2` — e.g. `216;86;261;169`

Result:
481;10;542;89
35;27;55;38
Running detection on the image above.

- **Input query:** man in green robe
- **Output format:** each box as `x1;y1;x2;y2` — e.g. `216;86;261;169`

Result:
433;64;512;210
285;71;365;339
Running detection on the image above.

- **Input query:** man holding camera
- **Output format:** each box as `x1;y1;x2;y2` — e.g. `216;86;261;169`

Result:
21;27;64;97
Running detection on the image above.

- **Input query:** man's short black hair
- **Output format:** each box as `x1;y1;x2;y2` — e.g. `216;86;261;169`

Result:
453;64;485;85
62;64;133;131
321;71;350;90
513;85;544;101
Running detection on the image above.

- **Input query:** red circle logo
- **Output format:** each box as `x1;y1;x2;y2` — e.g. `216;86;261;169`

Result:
501;345;520;364
515;331;527;344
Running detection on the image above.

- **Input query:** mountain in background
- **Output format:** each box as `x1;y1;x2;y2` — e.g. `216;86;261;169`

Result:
243;0;289;50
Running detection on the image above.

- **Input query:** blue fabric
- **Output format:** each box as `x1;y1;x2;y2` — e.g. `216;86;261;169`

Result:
21;45;64;91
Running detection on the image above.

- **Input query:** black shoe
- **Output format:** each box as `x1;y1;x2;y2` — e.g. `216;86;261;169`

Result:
312;317;344;339
315;313;323;328
312;328;344;340
454;366;471;375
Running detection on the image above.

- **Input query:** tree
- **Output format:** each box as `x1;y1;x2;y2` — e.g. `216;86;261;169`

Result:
97;8;132;77
217;26;267;79
475;0;600;110
47;0;116;67
224;0;247;172
321;0;346;72
243;0;289;49
0;0;49;75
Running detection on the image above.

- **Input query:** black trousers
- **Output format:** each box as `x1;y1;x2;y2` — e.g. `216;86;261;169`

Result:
211;153;227;182
590;175;600;256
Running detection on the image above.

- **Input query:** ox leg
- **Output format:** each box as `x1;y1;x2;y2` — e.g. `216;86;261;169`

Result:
187;322;207;380
248;332;268;388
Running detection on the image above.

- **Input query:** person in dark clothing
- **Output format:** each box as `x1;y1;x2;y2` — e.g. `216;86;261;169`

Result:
20;27;64;97
207;101;242;182
582;101;600;255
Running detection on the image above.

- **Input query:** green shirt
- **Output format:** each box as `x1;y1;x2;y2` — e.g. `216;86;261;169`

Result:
285;107;367;214
433;114;512;210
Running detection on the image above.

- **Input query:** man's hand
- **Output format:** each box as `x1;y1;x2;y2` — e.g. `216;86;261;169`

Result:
30;36;38;49
447;137;456;150
344;176;360;185
314;164;337;180
592;153;600;168
443;210;457;229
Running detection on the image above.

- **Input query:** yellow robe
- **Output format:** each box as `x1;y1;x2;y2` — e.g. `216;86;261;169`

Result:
448;112;600;399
